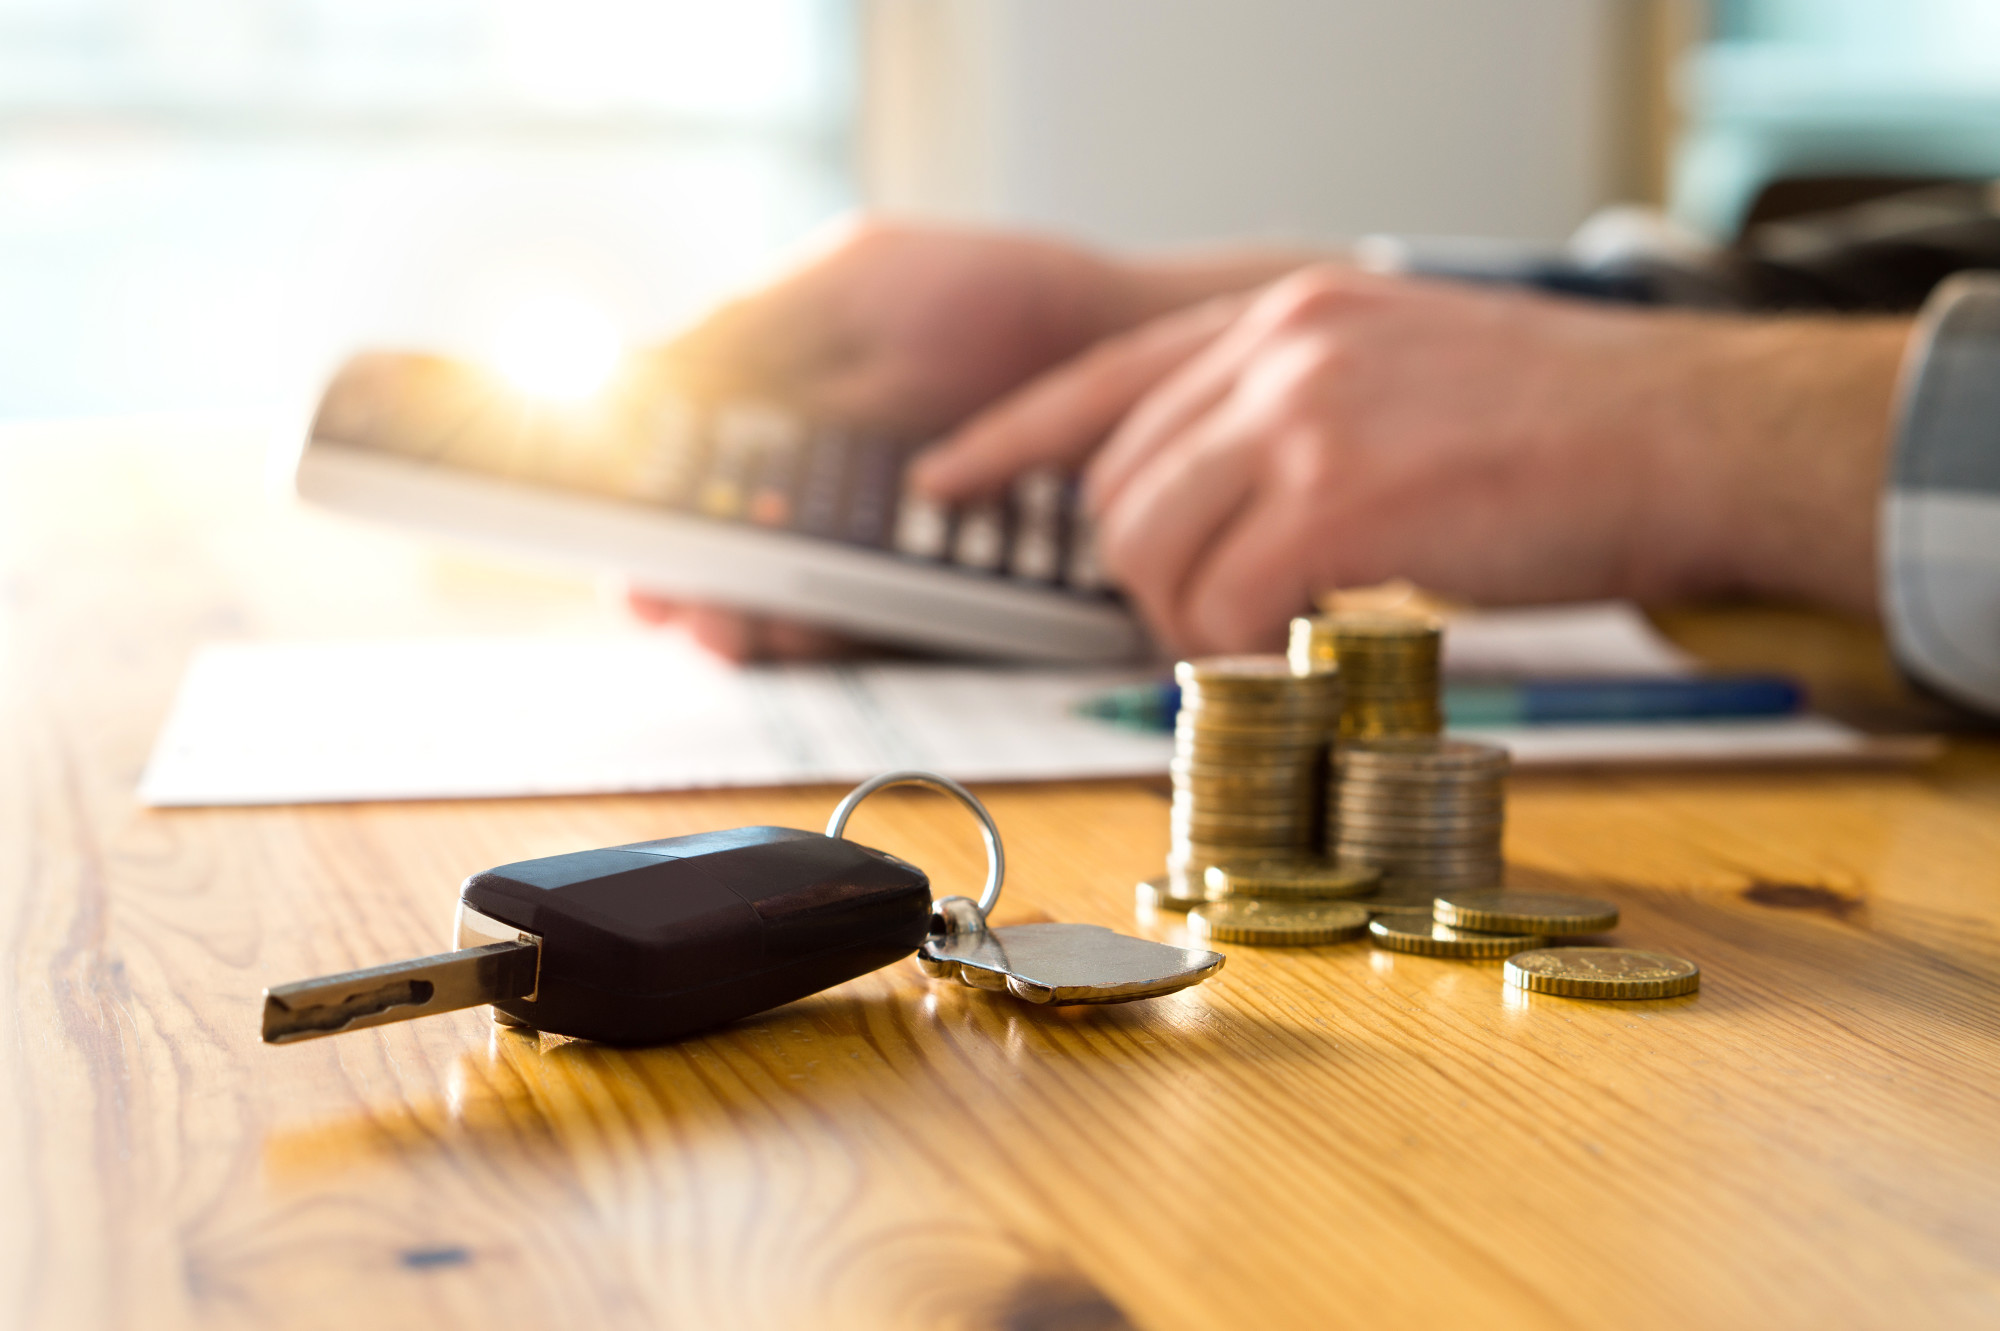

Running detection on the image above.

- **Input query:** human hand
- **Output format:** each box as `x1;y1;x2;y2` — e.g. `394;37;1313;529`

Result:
637;220;1322;659
626;591;864;663
915;265;1910;653
659;218;1145;436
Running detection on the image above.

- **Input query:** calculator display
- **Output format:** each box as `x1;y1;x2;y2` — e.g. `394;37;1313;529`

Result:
308;353;1111;592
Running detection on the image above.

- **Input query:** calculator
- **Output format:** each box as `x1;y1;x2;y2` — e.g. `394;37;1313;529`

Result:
295;353;1147;661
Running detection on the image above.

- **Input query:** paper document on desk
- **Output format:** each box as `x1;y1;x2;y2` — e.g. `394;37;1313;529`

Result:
140;603;1927;807
141;635;1176;806
1443;601;1698;677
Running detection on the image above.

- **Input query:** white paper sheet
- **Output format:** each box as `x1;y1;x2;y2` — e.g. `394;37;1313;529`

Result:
1442;601;1698;678
139;603;1923;808
1455;716;1912;767
139;635;1176;806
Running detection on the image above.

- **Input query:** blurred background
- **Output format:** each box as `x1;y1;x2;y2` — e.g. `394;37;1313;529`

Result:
1;0;1996;419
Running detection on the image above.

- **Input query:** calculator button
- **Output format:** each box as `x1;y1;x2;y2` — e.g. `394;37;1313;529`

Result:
952;500;1009;572
1009;470;1064;582
893;486;953;559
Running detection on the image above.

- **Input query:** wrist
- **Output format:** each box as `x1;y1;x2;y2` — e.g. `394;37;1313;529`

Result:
1652;314;1909;614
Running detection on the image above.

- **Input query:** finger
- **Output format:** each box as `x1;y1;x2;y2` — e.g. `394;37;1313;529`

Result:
909;295;1244;501
680;605;760;662
656;221;866;398
626;589;691;625
1084;266;1361;514
1175;480;1321;653
1081;307;1267;516
1095;403;1262;649
760;619;860;661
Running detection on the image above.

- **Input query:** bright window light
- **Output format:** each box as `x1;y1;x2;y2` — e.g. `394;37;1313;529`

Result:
0;1;855;417
480;288;625;402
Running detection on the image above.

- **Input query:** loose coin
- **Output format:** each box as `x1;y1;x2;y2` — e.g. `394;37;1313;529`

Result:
1189;898;1370;946
1367;916;1544;959
1358;900;1436;921
1204;861;1381;899
1135;871;1212;913
1504;947;1699;999
1434;890;1620;936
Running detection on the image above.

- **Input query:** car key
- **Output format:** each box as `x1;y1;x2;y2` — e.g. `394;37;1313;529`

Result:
262;770;1223;1047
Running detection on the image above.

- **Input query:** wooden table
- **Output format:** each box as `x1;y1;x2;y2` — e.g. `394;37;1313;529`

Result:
5;417;1998;1330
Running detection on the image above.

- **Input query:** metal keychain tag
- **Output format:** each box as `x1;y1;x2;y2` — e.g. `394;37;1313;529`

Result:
826;771;1225;1005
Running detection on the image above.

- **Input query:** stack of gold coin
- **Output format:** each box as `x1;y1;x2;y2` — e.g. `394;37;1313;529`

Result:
1167;655;1342;894
1330;737;1508;892
1291;612;1443;740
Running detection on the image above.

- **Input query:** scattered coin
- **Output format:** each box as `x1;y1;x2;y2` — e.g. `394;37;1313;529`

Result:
1189;898;1370;946
1504;947;1699;999
1434;890;1620;936
1136;872;1212;913
1203;861;1382;899
1367;916;1544;959
1358;899;1436;921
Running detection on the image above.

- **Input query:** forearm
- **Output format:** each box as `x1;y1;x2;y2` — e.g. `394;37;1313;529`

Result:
1648;314;1911;616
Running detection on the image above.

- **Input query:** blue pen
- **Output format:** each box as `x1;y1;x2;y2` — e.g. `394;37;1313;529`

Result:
1443;675;1802;726
1074;675;1802;731
1073;681;1182;731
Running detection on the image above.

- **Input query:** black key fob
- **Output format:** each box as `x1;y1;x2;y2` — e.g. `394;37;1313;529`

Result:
458;826;931;1045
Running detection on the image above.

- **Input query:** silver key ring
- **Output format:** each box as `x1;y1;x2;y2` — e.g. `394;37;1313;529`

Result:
826;770;1004;919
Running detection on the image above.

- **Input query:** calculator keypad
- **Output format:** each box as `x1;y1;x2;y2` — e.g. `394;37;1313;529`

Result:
316;354;1115;593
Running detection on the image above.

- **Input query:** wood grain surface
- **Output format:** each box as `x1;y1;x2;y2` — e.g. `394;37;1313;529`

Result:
3;418;1998;1330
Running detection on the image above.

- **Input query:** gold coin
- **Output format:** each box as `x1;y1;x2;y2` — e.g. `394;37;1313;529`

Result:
1189;898;1370;946
1332;821;1505;843
1352;882;1443;919
1287;615;1341;675
1337;738;1510;773
1337;781;1495;799
1343;715;1445;731
1434;891;1619;935
1204;861;1381;899
1177;717;1328;742
1178;730;1330;752
1329;611;1443;638
1135;872;1212;913
1177;655;1341;699
1177;829;1320;848
1180;779;1320;804
1174;805;1316;827
1360;900;1436;921
1182;685;1341;712
1333;828;1503;848
1334;845;1502;867
1504;947;1698;999
1169;845;1313;876
1366;916;1543;958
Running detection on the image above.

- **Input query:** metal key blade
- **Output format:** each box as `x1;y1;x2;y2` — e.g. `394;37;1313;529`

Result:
262;940;538;1044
